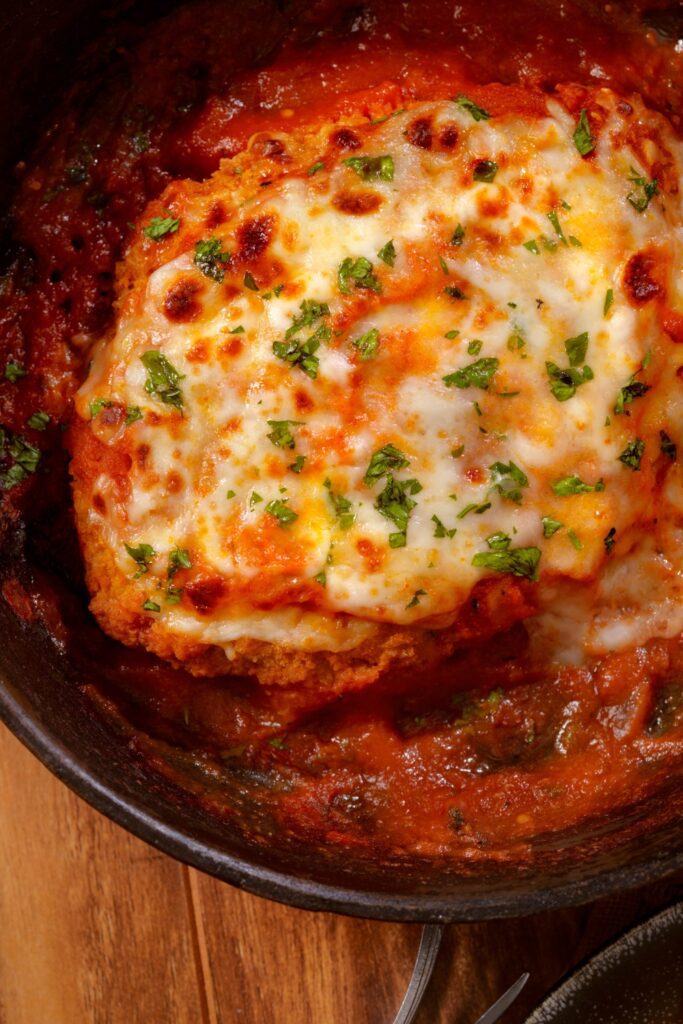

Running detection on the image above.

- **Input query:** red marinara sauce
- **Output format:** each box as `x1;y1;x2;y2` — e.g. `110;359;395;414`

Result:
1;0;683;859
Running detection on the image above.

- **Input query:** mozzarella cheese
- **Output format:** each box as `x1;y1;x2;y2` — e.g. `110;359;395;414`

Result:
72;90;683;675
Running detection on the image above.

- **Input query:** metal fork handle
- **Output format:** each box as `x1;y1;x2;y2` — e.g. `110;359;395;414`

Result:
392;923;445;1024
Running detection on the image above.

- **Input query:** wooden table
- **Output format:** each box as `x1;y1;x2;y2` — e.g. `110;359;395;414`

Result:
1;723;680;1024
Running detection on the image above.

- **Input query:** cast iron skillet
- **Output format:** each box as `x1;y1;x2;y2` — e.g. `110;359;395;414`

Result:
0;0;682;923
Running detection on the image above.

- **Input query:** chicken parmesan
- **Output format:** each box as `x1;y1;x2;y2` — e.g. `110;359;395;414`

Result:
3;0;683;861
70;89;683;695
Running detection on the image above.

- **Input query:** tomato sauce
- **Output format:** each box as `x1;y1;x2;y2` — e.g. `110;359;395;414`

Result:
1;0;683;859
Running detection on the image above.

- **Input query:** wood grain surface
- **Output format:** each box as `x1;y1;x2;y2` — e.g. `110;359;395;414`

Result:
0;722;681;1024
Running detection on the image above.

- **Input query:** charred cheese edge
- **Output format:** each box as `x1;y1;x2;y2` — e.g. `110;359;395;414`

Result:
71;90;683;677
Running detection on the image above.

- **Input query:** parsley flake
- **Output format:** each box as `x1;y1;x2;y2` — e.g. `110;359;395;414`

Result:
618;438;645;470
266;420;303;450
194;238;230;282
375;475;421;547
4;360;26;383
406;589;427;609
454;94;491;121
343;154;395;181
627;167;658;212
338;256;381;295
265;498;298;526
443;357;499;391
27;411;50;431
432;514;457;539
143;215;180;241
472;542;541;580
324;478;355;530
552;475;605;496
125;542;155;577
141;351;184;410
604;288;614;316
451;224;465;246
352;327;380;361
364;443;410;485
542;515;563;538
377;239;396;266
573;109;595;156
489;460;529;504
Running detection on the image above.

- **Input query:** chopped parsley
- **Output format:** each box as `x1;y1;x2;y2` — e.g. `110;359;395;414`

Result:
226;489;236;499
523;240;540;255
552;475;605;496
432;514;457;539
266;419;303;450
143;215;180;241
27;411;50;431
444;285;468;300
660;430;677;461
377;239;396;266
375;475;421;548
627;167;658;212
352;327;380;361
564;332;589;367
604;527;617;553
4;360;26;383
618;438;645;470
125;542;155;577
230;325;245;334
467;339;483;356
454;94;490;121
343;154;395;181
573;109;595;156
472;537;541;580
324;478;355;529
313;570;326;586
443;357;499;391
451;444;465;458
307;161;324;175
194;238;230;282
2;434;41;485
289;455;306;474
615;378;650;415
542;515;563;538
457;500;491;519
545;361;593;402
406;589;427;609
89;397;112;419
547;210;569;245
338;256;382;295
126;405;143;426
567;529;583;550
473;160;498;183
451;224;465;246
364;443;410;485
265;498;298;526
489;460;529;504
166;546;191;603
249;491;263;506
445;330;460;340
142;599;161;612
286;299;330;339
141;350;184;410
604;288;614;316
272;334;321;379
243;271;259;291
438;254;450;276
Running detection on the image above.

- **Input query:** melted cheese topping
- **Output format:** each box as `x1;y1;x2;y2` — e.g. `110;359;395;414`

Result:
74;91;683;662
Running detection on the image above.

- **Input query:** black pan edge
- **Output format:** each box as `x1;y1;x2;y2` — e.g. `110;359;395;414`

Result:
2;681;682;923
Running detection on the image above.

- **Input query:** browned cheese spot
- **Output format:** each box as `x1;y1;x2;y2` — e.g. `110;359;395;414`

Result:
332;190;383;216
330;127;361;151
164;277;204;322
186;577;225;614
623;252;663;305
206;200;226;229
438;124;459;150
237;214;275;262
405;117;433;150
